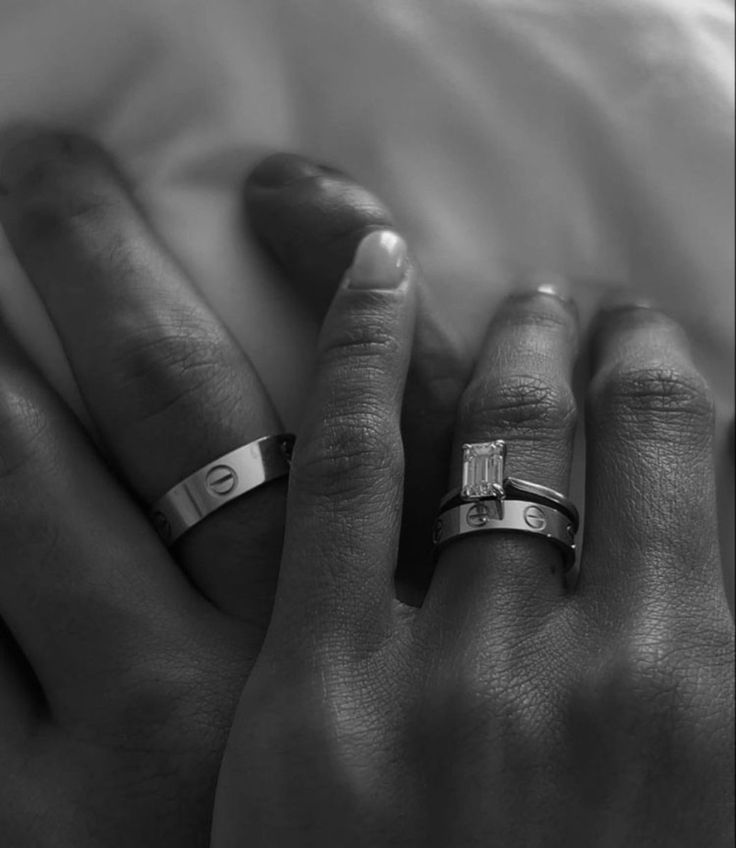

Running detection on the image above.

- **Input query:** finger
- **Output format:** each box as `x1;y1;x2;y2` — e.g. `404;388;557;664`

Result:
425;279;580;632
0;127;285;624
246;153;397;315
0;321;205;716
247;153;471;599
580;300;726;612
273;230;417;649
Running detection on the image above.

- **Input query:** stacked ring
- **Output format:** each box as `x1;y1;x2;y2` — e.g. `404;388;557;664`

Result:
434;440;578;572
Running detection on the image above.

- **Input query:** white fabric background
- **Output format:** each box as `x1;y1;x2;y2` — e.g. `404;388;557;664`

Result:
0;0;733;595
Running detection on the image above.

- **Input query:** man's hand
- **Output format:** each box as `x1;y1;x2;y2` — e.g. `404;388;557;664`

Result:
0;131;462;846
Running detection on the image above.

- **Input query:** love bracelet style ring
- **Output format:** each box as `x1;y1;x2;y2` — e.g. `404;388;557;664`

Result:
150;434;295;546
433;440;578;571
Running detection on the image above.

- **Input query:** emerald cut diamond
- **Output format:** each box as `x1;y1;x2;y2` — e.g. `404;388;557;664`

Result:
461;441;506;499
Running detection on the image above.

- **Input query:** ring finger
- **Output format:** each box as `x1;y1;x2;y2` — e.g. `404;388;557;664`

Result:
425;277;580;630
0;128;285;625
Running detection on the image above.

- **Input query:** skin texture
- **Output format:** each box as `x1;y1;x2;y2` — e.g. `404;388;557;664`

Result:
0;131;467;846
211;207;735;842
246;153;472;600
0;131;732;846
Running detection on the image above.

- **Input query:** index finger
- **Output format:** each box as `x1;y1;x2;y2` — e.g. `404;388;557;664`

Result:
246;153;471;596
273;230;417;650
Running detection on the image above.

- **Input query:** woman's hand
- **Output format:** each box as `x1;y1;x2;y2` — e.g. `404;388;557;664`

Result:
212;224;734;846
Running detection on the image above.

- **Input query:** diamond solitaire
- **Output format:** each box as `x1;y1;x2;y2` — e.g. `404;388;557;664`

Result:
461;440;507;500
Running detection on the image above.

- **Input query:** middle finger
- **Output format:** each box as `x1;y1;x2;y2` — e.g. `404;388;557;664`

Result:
0;128;285;625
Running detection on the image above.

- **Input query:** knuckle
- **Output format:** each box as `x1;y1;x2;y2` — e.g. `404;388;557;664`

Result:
79;656;230;762
103;320;237;428
294;409;404;501
321;312;402;370
294;313;406;500
11;176;117;246
564;650;671;749
5;131;115;238
619;640;733;764
620;640;691;711
460;373;577;437
592;363;715;432
568;630;732;763
425;659;547;759
256;680;399;828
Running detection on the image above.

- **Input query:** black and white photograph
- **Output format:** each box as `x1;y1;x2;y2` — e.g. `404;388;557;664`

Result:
0;1;733;845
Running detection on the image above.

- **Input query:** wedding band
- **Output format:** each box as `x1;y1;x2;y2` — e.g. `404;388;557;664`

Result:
439;477;579;531
433;499;577;571
435;440;579;570
150;434;295;546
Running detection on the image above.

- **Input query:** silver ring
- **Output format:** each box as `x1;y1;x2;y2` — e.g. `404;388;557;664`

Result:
434;440;579;569
439;477;579;531
150;434;294;546
433;499;576;571
438;440;579;530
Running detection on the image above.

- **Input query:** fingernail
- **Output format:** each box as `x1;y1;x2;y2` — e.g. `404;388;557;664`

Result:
248;152;333;189
347;230;409;290
514;270;575;307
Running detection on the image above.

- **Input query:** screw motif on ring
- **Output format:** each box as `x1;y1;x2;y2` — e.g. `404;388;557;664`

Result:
466;502;491;528
523;505;547;531
206;465;239;496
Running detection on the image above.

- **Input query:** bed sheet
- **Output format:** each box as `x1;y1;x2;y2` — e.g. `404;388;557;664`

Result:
0;0;733;592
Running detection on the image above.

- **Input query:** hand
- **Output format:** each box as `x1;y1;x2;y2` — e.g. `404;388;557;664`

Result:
212;214;735;845
0;131;459;845
0;126;291;846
